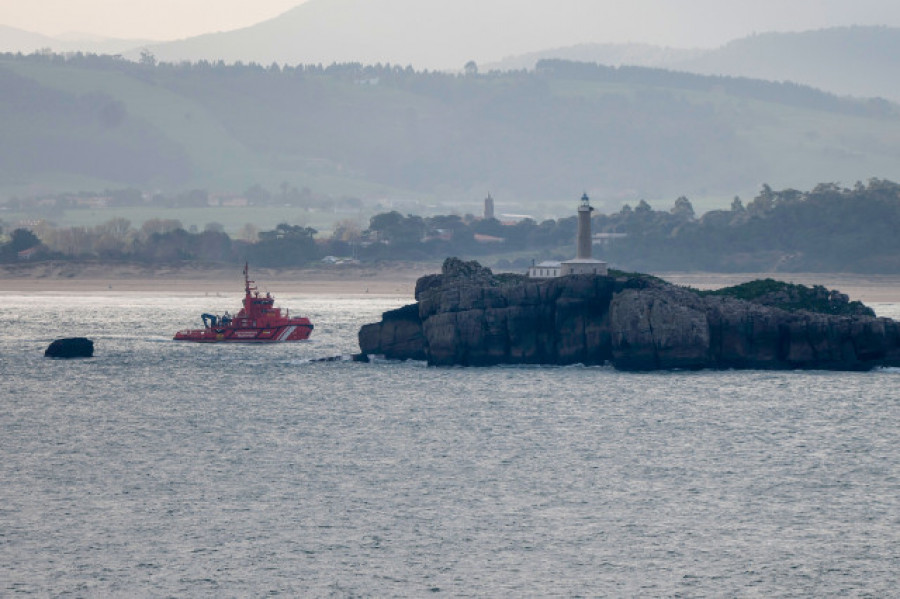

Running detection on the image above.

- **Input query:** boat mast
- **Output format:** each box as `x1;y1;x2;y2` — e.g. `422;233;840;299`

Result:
244;262;258;294
243;262;258;314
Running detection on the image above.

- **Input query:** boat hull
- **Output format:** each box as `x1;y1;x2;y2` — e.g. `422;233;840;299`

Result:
174;322;313;343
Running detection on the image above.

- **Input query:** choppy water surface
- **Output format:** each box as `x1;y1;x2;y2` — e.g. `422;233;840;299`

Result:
1;293;899;596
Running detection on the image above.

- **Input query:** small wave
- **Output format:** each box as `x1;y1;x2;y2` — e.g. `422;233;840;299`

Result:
280;354;359;366
363;355;428;366
280;359;313;366
876;366;900;373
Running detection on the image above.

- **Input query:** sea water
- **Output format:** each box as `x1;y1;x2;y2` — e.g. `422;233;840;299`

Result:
1;293;898;596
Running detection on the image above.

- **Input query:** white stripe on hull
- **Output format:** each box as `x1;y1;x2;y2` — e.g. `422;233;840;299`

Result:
277;325;297;341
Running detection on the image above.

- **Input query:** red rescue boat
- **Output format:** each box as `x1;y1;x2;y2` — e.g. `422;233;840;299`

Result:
174;263;313;343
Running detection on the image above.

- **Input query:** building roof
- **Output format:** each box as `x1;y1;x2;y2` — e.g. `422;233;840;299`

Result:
561;258;607;265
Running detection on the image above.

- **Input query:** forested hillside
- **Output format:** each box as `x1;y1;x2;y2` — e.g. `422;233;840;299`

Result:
3;52;900;211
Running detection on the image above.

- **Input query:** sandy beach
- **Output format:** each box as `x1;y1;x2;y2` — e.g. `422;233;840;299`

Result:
3;262;900;303
0;262;439;297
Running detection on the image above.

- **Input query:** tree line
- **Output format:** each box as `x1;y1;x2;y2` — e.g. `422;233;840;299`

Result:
5;179;900;272
356;178;900;273
596;178;900;273
7;51;882;118
0;219;320;266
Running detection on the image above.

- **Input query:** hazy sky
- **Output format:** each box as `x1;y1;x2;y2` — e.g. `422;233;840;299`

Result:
4;0;900;46
0;0;305;39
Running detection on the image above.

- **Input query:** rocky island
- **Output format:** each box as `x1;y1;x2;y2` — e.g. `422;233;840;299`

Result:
358;258;900;371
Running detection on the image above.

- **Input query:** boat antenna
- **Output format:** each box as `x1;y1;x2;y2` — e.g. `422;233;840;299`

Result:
244;262;256;295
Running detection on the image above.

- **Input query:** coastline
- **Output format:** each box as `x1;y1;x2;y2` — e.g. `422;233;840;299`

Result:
3;262;900;303
0;262;439;296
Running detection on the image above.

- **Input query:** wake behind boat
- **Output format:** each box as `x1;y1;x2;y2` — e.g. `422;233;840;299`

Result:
173;263;313;343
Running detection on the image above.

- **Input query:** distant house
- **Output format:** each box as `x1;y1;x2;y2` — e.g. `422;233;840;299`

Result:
593;232;628;247
208;194;249;207
16;220;44;228
74;196;110;208
322;255;359;265
422;229;453;242
17;246;40;260
473;233;505;243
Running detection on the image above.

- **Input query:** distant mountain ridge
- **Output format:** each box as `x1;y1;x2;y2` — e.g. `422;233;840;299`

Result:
486;43;704;71
138;0;616;69
490;26;900;100
5;6;900;100
121;3;900;99
675;26;900;100
0;24;152;56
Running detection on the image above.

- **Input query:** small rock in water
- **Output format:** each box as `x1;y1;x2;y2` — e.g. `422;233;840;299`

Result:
44;337;94;358
310;354;355;363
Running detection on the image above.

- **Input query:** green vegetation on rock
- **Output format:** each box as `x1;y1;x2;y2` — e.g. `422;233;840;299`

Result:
700;278;875;316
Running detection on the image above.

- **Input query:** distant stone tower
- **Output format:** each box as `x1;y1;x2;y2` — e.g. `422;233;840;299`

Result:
484;193;495;220
576;192;594;259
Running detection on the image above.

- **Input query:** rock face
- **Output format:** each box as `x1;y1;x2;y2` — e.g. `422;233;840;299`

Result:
44;337;94;358
358;258;900;371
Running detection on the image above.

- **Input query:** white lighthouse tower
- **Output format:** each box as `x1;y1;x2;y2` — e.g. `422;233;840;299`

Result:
527;192;608;278
576;192;594;260
561;192;607;275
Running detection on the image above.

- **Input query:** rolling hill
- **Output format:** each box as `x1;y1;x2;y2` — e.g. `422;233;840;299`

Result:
0;25;153;56
674;27;900;101
3;52;900;215
137;0;603;70
490;27;900;101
